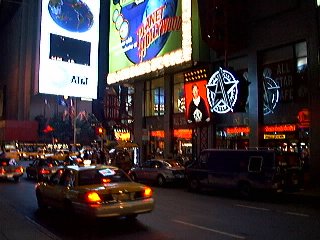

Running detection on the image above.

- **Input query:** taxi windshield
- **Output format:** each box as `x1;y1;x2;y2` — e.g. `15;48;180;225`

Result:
78;168;131;186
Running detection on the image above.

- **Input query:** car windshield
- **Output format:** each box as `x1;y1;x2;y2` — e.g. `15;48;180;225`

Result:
164;160;183;168
78;168;131;186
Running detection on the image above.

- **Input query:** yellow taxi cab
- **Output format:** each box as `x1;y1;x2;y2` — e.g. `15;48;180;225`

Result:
0;158;24;182
35;164;154;219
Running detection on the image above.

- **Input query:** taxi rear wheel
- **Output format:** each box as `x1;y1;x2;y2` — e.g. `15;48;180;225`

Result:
36;191;47;210
13;176;20;183
64;199;74;215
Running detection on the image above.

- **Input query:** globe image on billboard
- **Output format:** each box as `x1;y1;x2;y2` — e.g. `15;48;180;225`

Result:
118;0;178;63
48;0;94;33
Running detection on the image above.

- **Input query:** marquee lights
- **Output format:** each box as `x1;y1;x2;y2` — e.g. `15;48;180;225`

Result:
184;68;208;82
107;0;192;84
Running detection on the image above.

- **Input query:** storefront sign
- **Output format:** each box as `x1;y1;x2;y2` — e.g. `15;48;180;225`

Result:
264;134;286;139
263;124;296;132
114;129;131;141
297;108;310;127
207;68;239;114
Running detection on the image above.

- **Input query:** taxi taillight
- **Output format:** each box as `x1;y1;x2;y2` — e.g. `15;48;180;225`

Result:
102;178;111;184
143;187;152;198
85;192;101;203
15;167;23;173
39;168;50;175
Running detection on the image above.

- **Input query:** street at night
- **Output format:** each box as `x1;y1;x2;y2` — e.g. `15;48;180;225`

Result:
1;168;320;240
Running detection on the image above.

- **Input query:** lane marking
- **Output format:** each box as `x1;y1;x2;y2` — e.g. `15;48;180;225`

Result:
173;219;246;239
235;204;310;218
284;212;309;217
235;204;270;211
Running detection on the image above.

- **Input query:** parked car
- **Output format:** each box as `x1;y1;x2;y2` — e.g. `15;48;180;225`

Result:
35;165;154;219
185;149;294;197
128;159;185;186
0;158;24;183
26;158;63;181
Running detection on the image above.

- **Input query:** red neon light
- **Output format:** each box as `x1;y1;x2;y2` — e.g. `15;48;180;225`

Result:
150;131;165;138
173;129;192;139
263;124;296;132
226;127;250;134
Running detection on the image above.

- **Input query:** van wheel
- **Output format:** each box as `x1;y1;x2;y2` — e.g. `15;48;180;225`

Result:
157;175;166;187
188;178;200;192
239;182;251;198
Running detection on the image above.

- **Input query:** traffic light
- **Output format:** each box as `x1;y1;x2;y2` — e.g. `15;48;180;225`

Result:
96;126;104;136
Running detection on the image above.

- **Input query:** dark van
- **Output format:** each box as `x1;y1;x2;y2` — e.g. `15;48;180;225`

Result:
185;149;289;196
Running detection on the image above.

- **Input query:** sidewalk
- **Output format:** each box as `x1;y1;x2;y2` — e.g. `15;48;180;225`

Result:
0;190;60;240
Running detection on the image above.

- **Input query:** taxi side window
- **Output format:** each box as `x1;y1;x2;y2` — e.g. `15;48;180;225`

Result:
50;170;63;185
59;170;75;187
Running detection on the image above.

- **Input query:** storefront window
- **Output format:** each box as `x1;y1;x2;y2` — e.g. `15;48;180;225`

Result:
145;77;165;116
260;41;309;161
173;73;185;113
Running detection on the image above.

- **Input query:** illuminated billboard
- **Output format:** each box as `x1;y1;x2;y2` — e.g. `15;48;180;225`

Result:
108;0;192;84
184;80;211;124
38;0;100;99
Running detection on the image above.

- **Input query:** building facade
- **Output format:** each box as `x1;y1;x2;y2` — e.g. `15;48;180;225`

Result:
107;0;320;185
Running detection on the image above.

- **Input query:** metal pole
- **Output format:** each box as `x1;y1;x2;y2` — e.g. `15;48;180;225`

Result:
73;98;77;145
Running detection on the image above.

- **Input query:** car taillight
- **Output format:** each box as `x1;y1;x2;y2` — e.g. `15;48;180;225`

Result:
15;167;23;173
1;162;7;166
85;192;101;203
0;168;5;174
39;168;50;175
143;187;152;198
102;178;111;184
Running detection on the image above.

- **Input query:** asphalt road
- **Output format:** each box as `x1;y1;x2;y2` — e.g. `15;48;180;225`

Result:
0;172;320;240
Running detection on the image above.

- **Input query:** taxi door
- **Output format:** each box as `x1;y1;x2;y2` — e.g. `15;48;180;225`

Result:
42;169;74;209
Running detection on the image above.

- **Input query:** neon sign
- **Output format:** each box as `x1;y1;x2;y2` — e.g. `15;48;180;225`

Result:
263;124;296;132
226;127;250;134
108;0;192;84
263;68;280;115
150;130;165;138
173;129;192;139
206;68;239;114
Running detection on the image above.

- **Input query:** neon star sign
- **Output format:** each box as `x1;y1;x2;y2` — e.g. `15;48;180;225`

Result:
262;68;280;115
206;68;239;114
